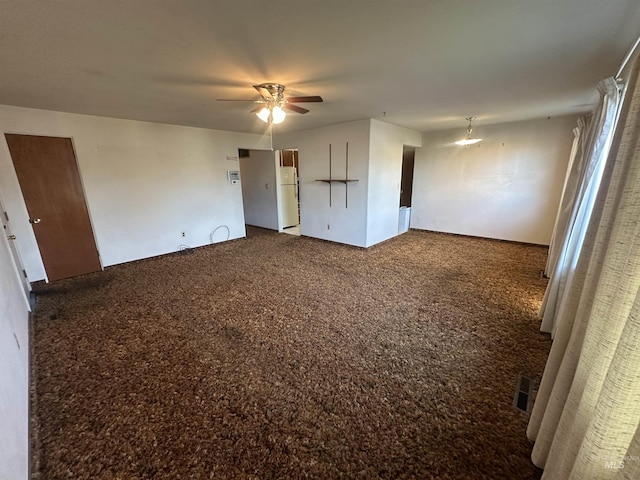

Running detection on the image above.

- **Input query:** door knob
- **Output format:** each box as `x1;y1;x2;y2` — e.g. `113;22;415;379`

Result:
30;218;41;224
7;235;16;240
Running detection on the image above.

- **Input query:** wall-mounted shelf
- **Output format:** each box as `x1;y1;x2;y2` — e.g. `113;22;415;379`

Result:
323;142;356;208
315;179;359;184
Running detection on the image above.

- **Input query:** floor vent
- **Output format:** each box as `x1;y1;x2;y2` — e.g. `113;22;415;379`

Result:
514;374;534;414
29;291;37;311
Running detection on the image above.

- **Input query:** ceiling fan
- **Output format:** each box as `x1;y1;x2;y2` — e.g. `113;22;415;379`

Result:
217;83;323;124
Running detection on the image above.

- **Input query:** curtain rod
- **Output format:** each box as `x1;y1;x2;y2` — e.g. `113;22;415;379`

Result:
616;34;640;79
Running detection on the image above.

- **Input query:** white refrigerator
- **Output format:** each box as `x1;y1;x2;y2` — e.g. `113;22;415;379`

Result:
279;166;299;228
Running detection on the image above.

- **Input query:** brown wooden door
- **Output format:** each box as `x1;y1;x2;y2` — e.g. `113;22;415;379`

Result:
5;134;101;281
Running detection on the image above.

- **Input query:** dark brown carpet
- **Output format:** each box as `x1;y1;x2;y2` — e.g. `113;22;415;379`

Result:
31;227;551;479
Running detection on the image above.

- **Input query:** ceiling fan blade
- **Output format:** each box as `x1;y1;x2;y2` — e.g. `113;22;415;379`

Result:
216;98;263;102
284;104;310;114
286;95;323;103
253;84;273;101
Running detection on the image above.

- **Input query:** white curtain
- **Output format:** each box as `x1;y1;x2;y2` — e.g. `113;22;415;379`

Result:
539;78;622;335
544;116;589;276
527;57;640;479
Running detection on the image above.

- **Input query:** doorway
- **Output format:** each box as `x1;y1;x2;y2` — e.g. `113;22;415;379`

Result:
238;149;280;232
399;147;415;233
400;147;415;207
5;134;102;281
238;148;301;237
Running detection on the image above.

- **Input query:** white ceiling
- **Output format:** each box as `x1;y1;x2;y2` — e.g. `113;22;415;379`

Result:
1;0;639;135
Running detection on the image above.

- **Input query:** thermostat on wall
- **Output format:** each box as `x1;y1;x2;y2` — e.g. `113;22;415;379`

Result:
227;170;240;184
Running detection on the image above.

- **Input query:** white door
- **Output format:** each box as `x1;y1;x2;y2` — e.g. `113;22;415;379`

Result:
0;196;31;309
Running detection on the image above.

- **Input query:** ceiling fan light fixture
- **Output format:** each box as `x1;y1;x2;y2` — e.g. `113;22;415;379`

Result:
455;116;482;146
221;83;322;124
256;105;287;124
272;106;286;124
256;107;271;123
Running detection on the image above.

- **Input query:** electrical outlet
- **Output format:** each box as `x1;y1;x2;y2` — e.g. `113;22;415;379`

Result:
181;231;186;237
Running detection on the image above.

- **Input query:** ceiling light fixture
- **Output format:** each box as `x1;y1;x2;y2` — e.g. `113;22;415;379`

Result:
256;107;271;123
271;106;286;124
217;83;322;125
256;104;287;125
455;116;482;146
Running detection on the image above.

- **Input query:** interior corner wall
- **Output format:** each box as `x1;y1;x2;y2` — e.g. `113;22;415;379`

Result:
411;115;578;245
239;150;279;230
366;119;422;247
0;105;269;281
0;234;30;480
276;120;371;247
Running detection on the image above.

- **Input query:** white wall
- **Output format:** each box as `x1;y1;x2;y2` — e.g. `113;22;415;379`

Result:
277;119;422;248
366;119;422;247
239;150;279;230
0;105;269;281
0;233;30;480
411;115;578;245
277;120;371;247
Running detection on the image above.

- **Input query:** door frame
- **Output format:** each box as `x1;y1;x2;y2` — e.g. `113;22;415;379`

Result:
0;193;32;309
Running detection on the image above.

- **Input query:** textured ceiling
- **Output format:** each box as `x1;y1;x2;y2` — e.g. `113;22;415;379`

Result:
1;0;639;134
